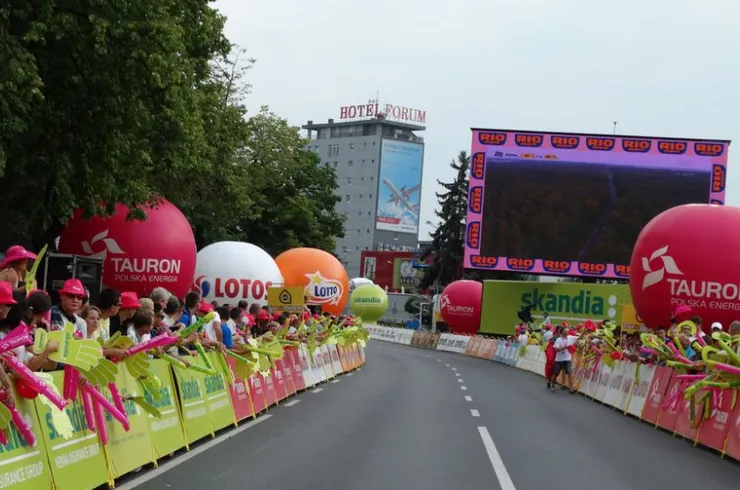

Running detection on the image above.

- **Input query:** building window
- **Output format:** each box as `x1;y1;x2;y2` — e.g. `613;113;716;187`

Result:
329;145;339;157
360;176;364;181
349;143;355;151
367;211;371;216
358;211;362;216
348;160;353;167
347;177;352;184
394;233;399;241
356;229;360;233
363;142;367;147
371;159;375;163
369;194;373;199
362;159;366;164
370;176;374;181
373;141;376;146
367;229;371;234
334;162;338;167
345;195;351;202
356;246;360;251
359;194;364;199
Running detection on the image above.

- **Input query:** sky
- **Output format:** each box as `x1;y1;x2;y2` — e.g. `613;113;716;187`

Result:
214;0;739;240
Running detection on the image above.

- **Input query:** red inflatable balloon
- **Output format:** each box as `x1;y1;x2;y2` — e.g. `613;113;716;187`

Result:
630;204;740;332
59;200;197;298
440;280;482;335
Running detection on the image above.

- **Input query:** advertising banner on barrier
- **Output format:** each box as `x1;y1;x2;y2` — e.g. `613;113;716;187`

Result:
282;355;298;394
298;345;316;388
655;373;682;432
36;371;109;490
479;280;632;336
263;372;278;407
627;364;654;418
146;360;187;458
673;394;699;441
226;358;255;422
311;348;326;383
288;348;306;391
697;389;735;453
603;362;626;408
641;366;671;423
173;361;213;444
272;364;289;401
248;375;267;414
722;404;740;460
615;362;637;412
104;368;156;479
0;397;54;490
329;345;344;374
205;352;237;432
321;345;335;378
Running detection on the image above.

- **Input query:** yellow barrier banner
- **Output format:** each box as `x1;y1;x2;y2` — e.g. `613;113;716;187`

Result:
145;360;186;457
104;368;156;479
172;359;214;444
0;396;53;490
204;352;236;432
34;371;108;490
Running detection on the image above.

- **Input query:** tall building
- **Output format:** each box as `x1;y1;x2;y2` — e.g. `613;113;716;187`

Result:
303;111;426;279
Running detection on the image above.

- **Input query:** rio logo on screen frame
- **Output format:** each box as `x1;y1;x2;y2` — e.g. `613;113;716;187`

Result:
464;128;731;279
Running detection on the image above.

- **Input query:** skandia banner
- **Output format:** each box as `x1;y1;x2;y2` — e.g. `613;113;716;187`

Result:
479;280;632;335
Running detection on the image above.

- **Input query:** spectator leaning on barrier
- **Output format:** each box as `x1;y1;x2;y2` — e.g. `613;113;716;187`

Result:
163;296;184;331
178;291;200;327
50;279;88;338
150;287;171;311
96;288;121;340
128;310;154;345
118;292;141;334
26;290;52;331
139;298;154;314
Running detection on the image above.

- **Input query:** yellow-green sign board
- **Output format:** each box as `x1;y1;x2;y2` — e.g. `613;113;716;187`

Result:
480;280;632;335
267;286;305;313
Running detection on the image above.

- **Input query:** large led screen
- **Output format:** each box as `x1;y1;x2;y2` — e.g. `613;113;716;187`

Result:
464;130;729;278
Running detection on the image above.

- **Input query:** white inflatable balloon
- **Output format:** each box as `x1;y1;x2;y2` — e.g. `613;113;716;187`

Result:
194;241;283;306
349;277;374;292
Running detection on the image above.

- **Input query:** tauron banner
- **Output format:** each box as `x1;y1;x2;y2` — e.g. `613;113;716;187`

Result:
479;280;632;335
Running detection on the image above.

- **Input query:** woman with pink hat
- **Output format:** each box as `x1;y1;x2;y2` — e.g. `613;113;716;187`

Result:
0;246;38;293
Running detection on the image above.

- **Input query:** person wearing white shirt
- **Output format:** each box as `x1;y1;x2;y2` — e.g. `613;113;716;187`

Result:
517;332;529;346
127;311;153;345
551;327;575;393
204;310;222;342
543;327;553;343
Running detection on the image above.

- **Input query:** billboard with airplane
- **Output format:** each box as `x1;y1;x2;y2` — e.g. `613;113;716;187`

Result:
376;139;424;234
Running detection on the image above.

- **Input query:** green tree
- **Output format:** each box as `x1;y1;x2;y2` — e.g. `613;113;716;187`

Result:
419;151;529;290
237;108;345;256
419;151;469;290
0;0;239;249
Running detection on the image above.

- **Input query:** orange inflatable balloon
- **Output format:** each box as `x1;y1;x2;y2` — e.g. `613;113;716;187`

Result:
275;248;349;316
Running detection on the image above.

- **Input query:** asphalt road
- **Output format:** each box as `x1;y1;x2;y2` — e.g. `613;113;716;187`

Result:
124;341;739;490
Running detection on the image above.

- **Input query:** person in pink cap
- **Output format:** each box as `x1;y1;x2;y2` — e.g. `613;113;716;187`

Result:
115;291;141;335
0;282;17;322
0;245;38;293
50;279;88;338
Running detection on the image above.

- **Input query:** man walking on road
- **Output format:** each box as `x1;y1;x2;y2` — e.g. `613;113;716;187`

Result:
550;326;575;393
